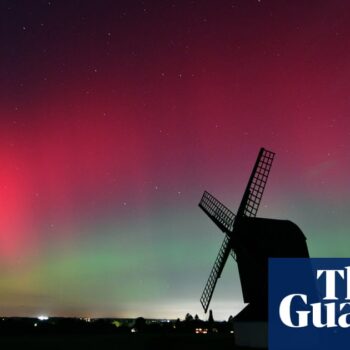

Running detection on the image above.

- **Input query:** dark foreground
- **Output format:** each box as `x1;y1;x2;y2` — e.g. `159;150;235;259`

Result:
0;333;263;350
0;317;266;349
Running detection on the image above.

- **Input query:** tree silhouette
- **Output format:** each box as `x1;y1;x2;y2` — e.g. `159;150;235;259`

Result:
185;313;193;322
208;309;214;323
134;317;146;332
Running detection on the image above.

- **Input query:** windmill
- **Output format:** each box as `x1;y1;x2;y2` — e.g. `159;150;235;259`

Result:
199;148;309;348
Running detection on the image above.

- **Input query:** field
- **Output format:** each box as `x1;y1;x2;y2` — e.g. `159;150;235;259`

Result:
0;333;262;350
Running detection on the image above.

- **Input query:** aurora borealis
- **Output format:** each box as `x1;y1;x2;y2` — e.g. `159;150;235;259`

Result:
0;0;350;320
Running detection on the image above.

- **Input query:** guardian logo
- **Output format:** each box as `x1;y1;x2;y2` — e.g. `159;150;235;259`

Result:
269;258;350;350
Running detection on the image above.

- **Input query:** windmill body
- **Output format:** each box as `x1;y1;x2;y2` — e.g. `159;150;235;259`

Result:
235;217;309;304
198;148;310;349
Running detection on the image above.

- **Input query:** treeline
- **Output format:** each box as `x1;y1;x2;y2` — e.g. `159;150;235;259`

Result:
0;313;234;335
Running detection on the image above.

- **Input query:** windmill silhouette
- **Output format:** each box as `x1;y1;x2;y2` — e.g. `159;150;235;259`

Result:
198;148;309;348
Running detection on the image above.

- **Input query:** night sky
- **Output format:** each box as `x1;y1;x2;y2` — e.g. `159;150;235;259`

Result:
0;0;350;320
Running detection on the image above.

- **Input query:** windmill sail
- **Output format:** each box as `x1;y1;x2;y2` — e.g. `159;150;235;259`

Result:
238;148;275;218
199;191;235;233
200;234;231;313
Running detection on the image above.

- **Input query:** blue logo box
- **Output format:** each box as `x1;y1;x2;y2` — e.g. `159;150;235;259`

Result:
269;258;350;350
